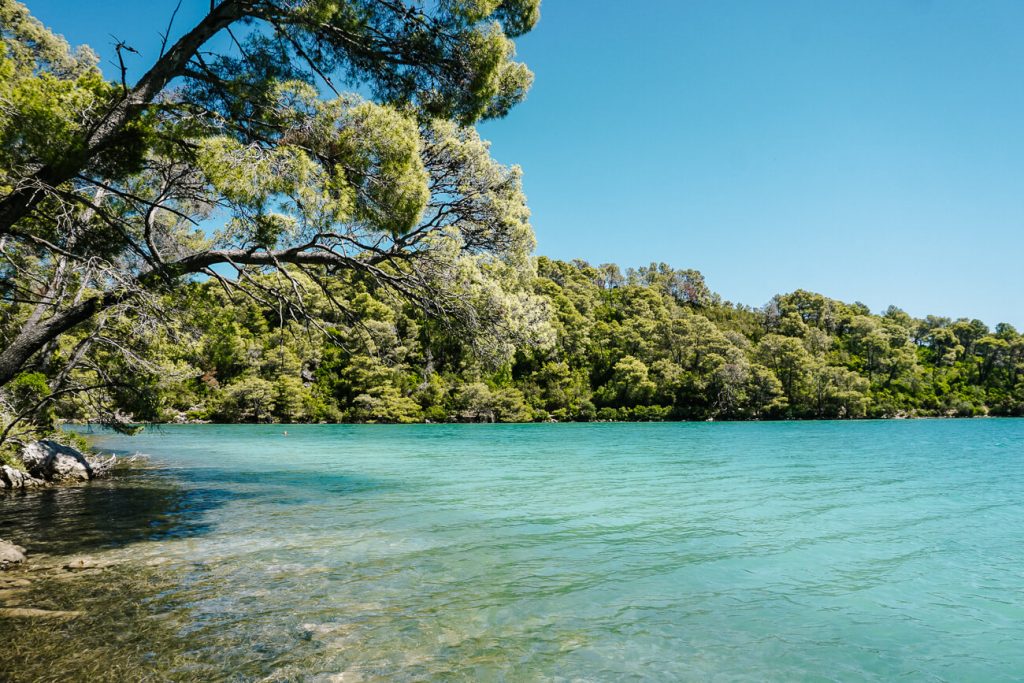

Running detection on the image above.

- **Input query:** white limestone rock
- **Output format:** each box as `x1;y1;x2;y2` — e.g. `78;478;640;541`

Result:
0;465;45;489
0;539;26;569
20;440;93;483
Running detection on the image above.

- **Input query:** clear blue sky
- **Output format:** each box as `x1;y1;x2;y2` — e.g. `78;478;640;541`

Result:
26;0;1024;326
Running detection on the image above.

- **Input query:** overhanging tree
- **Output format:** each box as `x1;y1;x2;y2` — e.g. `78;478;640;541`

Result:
0;0;545;440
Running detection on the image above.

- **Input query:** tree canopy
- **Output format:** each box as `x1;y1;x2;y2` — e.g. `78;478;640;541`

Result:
3;2;1021;446
10;256;1024;440
0;0;544;442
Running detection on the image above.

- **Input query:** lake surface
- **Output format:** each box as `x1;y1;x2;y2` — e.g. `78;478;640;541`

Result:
3;421;1024;681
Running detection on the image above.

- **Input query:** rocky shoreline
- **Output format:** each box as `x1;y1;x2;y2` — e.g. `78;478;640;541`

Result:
0;541;119;622
1;439;116;491
1;439;119;578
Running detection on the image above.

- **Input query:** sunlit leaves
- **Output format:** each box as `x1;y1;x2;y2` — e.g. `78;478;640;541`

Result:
334;101;429;234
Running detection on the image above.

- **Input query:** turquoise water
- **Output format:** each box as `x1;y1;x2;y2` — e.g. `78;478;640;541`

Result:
4;421;1024;680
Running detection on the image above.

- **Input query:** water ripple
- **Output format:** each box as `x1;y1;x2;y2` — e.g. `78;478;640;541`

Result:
2;420;1024;681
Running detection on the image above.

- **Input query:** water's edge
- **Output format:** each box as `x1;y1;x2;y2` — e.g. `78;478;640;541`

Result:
3;421;1024;682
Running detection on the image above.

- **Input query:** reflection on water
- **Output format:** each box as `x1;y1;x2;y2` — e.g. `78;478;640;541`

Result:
2;421;1024;681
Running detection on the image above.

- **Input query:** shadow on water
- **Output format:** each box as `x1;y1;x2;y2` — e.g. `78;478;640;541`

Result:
0;461;399;558
0;470;233;557
0;438;406;682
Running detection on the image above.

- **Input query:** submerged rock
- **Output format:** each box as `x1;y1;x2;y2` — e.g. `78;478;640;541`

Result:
0;539;27;569
63;557;102;572
0;607;81;619
0;586;30;604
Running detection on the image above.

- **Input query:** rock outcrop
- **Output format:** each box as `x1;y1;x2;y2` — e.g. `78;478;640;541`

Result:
1;440;116;490
20;440;94;482
0;608;82;619
19;440;115;485
0;465;45;490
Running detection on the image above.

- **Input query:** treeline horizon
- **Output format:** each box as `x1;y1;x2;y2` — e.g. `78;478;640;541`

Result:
59;257;1024;425
8;0;1022;447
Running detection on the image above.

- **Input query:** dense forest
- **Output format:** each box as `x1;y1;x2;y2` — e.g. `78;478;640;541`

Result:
2;0;1023;446
32;257;1020;426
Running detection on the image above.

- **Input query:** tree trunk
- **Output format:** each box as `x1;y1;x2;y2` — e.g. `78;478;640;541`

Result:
0;296;111;387
0;245;384;388
0;1;246;237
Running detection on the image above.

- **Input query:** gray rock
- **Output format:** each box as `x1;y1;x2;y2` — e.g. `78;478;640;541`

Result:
0;539;26;569
63;558;99;572
20;440;94;483
0;464;46;489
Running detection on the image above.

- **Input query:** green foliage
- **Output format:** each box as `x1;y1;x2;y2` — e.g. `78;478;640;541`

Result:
0;0;545;447
2;3;1020;429
0;443;25;470
50;427;92;455
218;376;277;423
0;1;156;192
38;257;1016;426
334;101;429;234
7;372;50;413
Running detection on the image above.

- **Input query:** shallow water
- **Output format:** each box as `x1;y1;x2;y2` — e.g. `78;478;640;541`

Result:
3;421;1024;681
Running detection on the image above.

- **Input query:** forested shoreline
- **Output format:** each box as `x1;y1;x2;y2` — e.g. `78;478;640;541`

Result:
49;257;1021;426
3;0;1023;447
